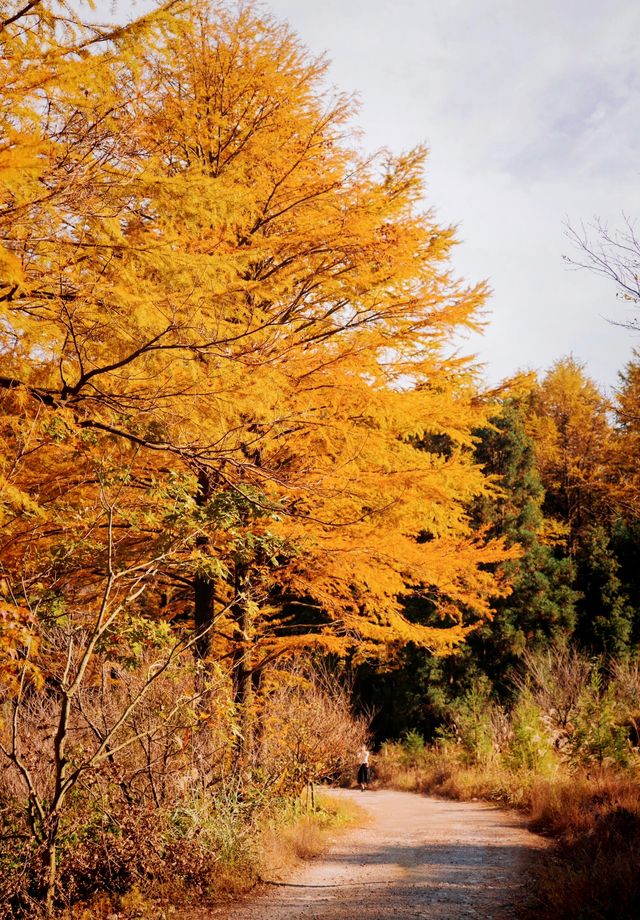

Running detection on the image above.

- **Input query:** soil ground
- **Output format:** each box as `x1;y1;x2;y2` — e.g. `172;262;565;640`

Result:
206;788;548;919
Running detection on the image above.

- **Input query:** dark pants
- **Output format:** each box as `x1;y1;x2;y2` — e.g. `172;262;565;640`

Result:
357;763;369;785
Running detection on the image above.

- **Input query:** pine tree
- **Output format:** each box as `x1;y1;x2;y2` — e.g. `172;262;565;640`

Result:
574;524;634;658
467;396;578;691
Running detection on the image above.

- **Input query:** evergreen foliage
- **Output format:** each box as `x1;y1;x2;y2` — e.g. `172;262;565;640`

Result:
357;370;640;741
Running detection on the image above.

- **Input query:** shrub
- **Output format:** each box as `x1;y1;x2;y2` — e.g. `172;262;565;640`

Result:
258;662;369;796
399;730;425;766
507;691;556;775
0;646;368;917
570;670;632;769
440;676;500;766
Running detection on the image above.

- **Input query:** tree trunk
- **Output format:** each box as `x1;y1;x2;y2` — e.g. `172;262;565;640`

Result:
193;470;214;684
44;826;58;917
194;565;214;664
232;561;254;769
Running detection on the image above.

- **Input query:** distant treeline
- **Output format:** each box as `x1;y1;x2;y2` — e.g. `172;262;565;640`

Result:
359;355;640;739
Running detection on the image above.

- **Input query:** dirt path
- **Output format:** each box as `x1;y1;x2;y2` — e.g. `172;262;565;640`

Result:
212;789;547;920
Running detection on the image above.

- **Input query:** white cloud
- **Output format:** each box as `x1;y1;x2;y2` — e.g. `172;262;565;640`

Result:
263;0;640;390
95;0;640;389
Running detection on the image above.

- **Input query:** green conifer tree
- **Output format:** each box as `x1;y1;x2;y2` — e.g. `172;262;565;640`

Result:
468;398;578;692
574;525;634;657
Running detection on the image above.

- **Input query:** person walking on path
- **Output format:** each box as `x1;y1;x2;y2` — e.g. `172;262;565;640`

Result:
357;745;370;791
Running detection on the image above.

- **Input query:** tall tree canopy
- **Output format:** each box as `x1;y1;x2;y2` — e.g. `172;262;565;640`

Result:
1;1;510;706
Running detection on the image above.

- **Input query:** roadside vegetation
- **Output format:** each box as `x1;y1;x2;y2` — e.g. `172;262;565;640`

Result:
0;651;366;918
376;646;640;920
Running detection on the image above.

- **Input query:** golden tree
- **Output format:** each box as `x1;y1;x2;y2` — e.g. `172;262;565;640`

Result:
610;354;640;518
1;0;510;722
527;357;613;552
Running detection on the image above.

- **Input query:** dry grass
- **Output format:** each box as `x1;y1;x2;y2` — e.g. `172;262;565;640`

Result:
375;743;535;807
528;770;640;837
262;791;364;873
531;846;640;920
526;771;640;919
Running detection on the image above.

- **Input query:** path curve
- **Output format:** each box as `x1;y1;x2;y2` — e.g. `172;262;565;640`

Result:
215;788;547;920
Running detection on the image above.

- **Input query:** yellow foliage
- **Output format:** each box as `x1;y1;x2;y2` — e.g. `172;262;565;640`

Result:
610;355;640;517
0;600;41;695
0;0;513;673
527;357;613;548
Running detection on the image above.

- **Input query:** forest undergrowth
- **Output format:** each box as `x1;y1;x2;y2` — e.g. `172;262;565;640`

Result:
0;654;366;920
66;791;360;920
376;645;640;920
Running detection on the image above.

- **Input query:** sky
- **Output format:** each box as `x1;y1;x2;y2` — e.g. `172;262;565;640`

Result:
101;0;640;392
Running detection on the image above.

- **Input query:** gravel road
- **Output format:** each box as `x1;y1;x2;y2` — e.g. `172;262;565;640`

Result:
213;788;547;920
